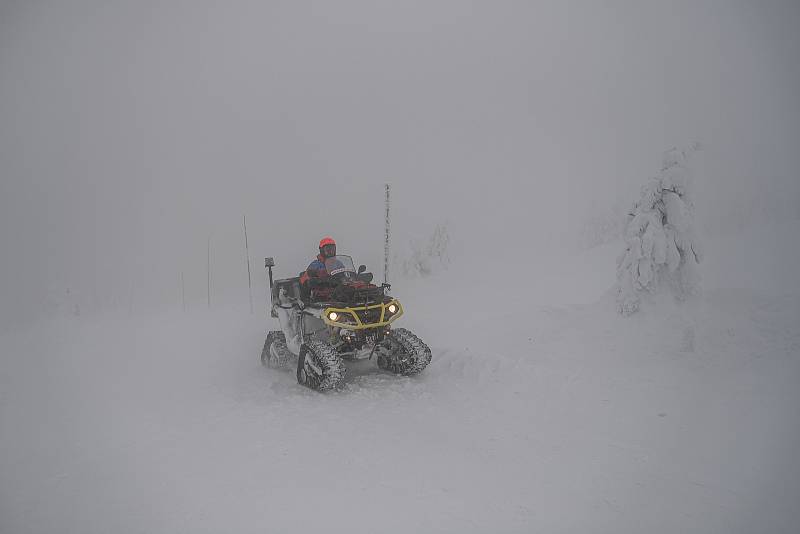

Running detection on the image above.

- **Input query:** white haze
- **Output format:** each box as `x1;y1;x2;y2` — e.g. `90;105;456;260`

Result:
2;3;800;533
1;0;799;326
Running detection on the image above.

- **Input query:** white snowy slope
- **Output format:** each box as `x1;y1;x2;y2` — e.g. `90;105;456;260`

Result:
1;222;799;534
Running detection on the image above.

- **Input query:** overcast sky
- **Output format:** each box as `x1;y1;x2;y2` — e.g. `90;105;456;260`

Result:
1;0;799;326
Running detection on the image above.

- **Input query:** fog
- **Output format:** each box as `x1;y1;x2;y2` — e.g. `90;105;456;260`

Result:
3;3;800;532
1;0;799;327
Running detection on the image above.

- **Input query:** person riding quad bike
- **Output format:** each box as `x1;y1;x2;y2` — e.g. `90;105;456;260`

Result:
299;236;337;288
261;238;432;390
299;236;356;300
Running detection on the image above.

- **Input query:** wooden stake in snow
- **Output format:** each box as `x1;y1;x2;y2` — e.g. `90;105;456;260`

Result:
384;183;390;285
243;215;253;314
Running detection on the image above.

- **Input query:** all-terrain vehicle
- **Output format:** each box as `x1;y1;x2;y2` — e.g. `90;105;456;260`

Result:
261;255;432;390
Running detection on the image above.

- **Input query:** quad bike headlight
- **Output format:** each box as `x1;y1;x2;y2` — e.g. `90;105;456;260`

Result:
328;311;339;321
387;303;398;314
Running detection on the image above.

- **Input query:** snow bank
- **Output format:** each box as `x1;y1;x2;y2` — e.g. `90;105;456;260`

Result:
1;222;798;533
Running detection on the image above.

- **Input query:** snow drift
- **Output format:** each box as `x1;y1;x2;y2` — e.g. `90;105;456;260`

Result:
2;221;799;534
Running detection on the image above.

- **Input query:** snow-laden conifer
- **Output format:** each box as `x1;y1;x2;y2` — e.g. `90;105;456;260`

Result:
402;223;451;277
617;147;703;315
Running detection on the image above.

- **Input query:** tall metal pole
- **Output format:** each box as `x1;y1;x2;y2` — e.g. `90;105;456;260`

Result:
384;183;390;285
243;215;253;314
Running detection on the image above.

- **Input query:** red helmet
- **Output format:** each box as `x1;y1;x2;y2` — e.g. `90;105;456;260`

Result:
319;236;337;258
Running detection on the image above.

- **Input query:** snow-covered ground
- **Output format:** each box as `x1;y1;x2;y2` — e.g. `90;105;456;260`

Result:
2;222;799;533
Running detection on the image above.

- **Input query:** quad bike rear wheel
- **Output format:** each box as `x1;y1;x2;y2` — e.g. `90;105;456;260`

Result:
261;331;291;369
377;328;432;375
296;341;346;391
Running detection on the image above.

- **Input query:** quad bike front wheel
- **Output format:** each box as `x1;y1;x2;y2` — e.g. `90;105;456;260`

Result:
377;328;432;375
261;331;292;369
296;341;346;391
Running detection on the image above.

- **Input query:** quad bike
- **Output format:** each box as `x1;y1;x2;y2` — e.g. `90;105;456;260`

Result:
260;255;431;390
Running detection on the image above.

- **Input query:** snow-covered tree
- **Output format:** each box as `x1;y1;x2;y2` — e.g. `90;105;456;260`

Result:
617;147;703;315
401;223;451;278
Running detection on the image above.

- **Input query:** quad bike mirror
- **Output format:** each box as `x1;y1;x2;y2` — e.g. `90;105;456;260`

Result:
358;264;366;274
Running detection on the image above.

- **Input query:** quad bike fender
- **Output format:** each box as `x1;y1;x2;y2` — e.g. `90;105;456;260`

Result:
276;306;302;356
277;306;328;355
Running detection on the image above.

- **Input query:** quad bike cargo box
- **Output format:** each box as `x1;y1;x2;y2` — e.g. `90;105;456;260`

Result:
270;277;301;318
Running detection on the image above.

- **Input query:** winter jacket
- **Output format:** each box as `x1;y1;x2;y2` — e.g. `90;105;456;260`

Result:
299;254;329;286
